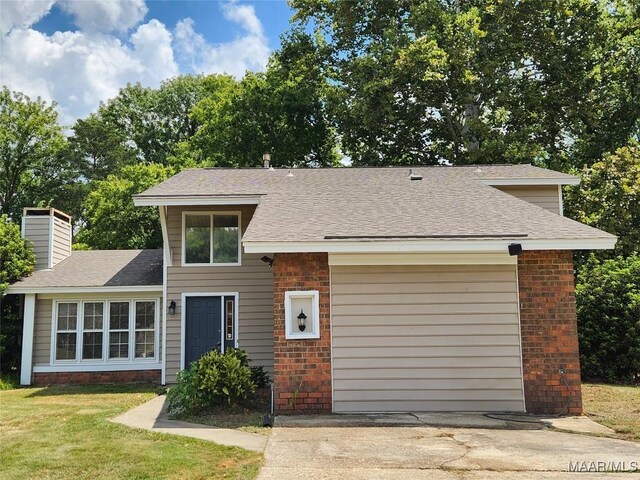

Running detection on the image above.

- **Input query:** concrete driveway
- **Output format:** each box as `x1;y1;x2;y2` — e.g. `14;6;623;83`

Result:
257;414;640;479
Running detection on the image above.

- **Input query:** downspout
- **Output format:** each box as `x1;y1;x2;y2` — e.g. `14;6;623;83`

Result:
159;206;171;385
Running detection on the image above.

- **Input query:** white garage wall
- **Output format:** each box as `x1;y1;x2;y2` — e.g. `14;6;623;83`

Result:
331;264;525;413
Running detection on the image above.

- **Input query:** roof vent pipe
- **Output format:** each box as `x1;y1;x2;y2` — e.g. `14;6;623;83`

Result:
409;168;422;181
263;152;271;169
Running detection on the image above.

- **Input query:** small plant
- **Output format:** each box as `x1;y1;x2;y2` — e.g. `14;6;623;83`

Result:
250;365;270;389
167;362;200;416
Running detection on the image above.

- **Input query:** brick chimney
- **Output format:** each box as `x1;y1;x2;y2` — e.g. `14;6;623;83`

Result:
21;208;72;270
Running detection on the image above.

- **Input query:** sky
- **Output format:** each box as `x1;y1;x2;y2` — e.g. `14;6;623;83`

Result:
0;0;295;125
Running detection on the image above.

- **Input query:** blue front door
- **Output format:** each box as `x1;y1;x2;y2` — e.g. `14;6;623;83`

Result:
185;296;222;366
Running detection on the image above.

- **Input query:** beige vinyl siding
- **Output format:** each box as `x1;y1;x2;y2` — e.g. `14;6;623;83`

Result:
495;185;561;214
33;298;53;365
24;217;51;270
32;293;162;367
51;217;71;266
331;264;524;413
165;205;274;383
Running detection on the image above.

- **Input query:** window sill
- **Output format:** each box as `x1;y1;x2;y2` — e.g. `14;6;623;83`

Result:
34;362;161;373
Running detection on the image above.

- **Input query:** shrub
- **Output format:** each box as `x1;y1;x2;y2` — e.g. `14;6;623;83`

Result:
167;362;200;416
196;348;255;406
576;254;640;384
167;348;257;416
250;365;271;389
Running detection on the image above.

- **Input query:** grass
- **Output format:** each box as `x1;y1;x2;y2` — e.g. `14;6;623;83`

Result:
0;373;19;390
0;384;262;480
582;383;640;442
172;388;272;436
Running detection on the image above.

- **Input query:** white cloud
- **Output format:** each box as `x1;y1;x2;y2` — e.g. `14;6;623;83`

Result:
0;0;56;35
174;2;270;78
1;20;178;125
59;0;148;33
0;1;272;124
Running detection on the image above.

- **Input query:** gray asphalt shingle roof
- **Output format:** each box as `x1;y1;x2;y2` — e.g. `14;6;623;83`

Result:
135;165;613;244
10;250;163;290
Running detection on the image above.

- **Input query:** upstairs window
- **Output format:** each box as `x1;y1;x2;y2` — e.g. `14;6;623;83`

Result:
184;213;240;265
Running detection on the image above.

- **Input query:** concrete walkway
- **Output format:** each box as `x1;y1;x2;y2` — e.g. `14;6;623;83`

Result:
111;395;267;452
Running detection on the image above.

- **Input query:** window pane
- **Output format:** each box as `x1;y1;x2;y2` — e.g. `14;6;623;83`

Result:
58;303;77;331
84;302;104;330
212;215;239;263
82;332;103;360
109;302;129;330
185;215;211;263
109;332;129;359
135;301;155;329
135;331;155;358
56;333;76;360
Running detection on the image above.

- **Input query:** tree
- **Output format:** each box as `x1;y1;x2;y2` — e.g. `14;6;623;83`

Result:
186;61;340;168
565;141;640;259
76;163;173;250
0;215;36;375
290;0;640;168
576;255;640;383
0;215;35;295
97;76;211;166
0;88;67;218
66;114;137;181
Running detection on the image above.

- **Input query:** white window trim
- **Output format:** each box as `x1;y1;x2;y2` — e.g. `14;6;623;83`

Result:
51;301;80;364
285;290;320;340
180;292;239;371
133;300;157;360
50;298;160;367
107;300;131;362
181;211;242;267
80;301;105;363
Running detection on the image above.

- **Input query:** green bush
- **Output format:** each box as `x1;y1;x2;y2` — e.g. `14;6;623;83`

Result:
167;362;200;416
250;365;271;389
196;348;255;405
167;348;257;416
576;254;640;384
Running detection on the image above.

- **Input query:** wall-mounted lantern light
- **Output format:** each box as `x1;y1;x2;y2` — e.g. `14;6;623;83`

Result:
168;300;176;316
297;309;307;332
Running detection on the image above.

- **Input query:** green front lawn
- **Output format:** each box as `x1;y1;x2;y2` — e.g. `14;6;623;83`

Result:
583;383;640;442
0;385;262;480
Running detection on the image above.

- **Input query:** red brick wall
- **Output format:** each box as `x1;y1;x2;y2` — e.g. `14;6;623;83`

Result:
273;253;332;413
518;250;582;415
32;369;161;386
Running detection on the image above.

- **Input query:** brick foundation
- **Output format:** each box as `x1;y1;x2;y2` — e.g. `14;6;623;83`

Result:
518;250;582;415
273;253;332;413
32;369;161;386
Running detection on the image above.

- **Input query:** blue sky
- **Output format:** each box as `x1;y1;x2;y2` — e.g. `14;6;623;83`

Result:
0;0;296;124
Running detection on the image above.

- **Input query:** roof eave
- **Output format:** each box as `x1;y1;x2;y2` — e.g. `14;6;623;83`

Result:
480;177;580;186
243;237;616;254
133;195;262;207
5;285;163;295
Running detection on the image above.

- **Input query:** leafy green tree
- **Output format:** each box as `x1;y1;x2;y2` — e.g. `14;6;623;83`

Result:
565;142;640;259
67;114;137;180
0;215;35;374
97;76;211;166
76;163;173;249
0;215;35;295
0;88;67;218
187;57;339;167
290;0;640;168
576;255;640;383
